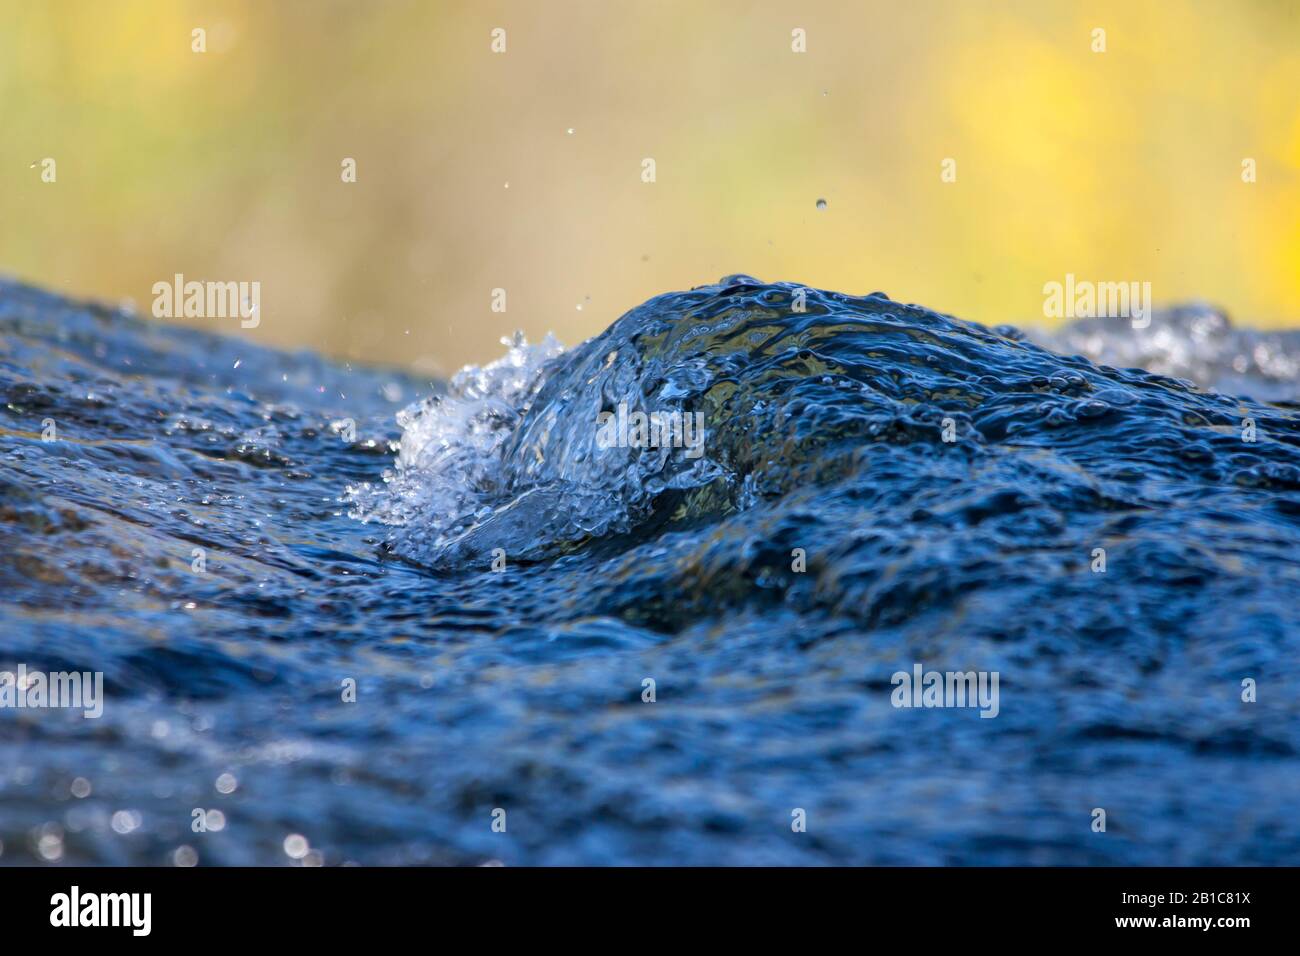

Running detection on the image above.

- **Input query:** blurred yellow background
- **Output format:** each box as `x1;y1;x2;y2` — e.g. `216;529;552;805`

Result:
2;0;1298;374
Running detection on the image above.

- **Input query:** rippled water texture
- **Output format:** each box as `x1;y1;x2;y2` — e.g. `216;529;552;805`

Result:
2;276;1298;865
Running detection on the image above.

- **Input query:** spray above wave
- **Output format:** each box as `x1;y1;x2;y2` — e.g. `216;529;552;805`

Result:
346;322;731;565
351;275;1300;570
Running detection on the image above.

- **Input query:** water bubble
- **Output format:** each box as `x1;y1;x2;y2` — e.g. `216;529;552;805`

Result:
173;845;199;867
36;827;64;861
566;128;575;135
816;198;828;210
111;810;141;834
283;833;310;859
70;777;91;798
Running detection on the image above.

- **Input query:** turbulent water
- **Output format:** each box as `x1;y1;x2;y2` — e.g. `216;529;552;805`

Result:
2;275;1298;866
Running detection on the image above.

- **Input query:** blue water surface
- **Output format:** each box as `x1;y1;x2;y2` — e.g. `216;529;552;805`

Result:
1;276;1298;865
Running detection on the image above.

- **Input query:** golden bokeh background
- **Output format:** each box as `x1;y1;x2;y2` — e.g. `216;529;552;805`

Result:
3;0;1298;374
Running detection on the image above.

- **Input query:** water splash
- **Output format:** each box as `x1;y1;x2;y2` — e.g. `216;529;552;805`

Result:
354;276;1300;578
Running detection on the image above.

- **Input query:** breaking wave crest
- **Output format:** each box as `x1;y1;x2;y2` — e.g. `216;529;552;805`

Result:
352;276;1300;573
